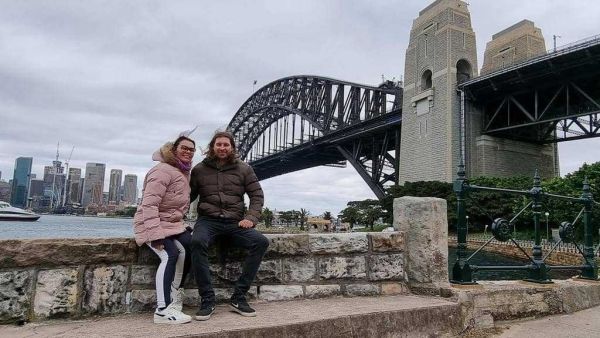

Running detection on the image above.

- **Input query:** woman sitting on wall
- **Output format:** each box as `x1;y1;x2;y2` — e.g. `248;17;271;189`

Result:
133;132;196;324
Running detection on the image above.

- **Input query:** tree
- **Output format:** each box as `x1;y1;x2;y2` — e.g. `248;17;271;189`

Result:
339;205;360;229
280;210;293;227
299;208;309;230
261;207;274;227
322;211;332;220
361;204;384;231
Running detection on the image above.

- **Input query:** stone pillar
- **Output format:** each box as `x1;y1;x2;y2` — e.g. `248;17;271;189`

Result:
468;20;559;179
393;196;449;290
398;0;478;183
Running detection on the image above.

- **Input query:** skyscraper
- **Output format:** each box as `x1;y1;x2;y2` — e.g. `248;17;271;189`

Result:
82;163;106;207
108;169;123;204
43;161;65;207
67;168;82;205
123;174;138;205
10;157;33;208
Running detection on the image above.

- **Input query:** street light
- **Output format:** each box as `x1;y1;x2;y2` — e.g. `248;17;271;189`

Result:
545;211;550;241
466;215;470;237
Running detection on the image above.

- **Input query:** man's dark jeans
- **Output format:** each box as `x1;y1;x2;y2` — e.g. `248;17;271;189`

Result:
190;217;269;304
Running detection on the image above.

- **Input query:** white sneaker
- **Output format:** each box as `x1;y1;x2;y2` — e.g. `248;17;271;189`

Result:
170;287;185;312
153;303;191;324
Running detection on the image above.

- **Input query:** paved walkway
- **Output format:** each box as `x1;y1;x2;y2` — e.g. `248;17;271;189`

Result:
495;305;600;338
0;295;458;338
3;296;599;337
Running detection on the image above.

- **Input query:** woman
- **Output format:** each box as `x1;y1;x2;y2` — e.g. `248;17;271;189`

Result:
133;135;196;324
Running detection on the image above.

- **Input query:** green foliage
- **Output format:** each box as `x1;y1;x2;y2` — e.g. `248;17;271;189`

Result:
375;161;600;242
260;207;274;227
340;199;386;230
299;208;309;230
322;211;332;220
114;206;136;217
339;205;360;228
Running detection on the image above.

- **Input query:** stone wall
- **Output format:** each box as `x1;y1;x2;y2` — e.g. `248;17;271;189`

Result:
0;232;408;324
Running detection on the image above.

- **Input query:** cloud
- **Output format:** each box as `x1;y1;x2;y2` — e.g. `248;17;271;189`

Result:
1;0;598;215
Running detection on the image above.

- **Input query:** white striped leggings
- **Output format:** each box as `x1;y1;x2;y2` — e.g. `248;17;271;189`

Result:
148;230;192;308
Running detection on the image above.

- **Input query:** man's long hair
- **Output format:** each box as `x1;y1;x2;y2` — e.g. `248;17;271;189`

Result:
204;131;238;163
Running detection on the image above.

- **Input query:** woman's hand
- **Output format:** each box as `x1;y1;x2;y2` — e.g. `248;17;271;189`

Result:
151;239;165;250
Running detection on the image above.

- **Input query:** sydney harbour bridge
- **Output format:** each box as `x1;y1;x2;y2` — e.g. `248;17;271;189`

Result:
226;12;600;200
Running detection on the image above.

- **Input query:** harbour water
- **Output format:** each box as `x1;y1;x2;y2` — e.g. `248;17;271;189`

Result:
0;214;134;239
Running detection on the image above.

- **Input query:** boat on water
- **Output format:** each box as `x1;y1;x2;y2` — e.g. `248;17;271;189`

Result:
0;201;41;221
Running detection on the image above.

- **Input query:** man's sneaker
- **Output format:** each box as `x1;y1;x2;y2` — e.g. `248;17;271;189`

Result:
229;297;256;317
153;303;191;324
195;302;215;321
170;286;185;311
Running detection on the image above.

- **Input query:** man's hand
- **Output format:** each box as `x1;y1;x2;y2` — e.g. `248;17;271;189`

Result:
238;219;254;228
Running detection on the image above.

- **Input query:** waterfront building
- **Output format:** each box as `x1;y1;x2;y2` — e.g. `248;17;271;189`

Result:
82;163;106;207
108;169;122;204
10;157;32;208
67;168;82;205
123;174;138;205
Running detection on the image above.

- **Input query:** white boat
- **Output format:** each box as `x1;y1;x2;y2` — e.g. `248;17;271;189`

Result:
0;201;41;221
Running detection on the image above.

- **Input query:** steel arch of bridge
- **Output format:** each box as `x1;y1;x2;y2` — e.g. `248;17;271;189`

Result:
227;75;403;199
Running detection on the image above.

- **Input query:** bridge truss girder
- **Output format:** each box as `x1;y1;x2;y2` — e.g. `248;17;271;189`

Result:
481;77;600;143
228;75;402;159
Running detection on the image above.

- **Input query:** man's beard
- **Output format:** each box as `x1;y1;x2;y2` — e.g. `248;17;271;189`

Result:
214;151;236;164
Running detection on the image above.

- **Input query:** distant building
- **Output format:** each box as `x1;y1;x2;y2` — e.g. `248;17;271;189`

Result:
0;180;10;202
82;163;106;207
29;179;45;197
10;157;32;208
123;174;138;205
0;170;2;181
108;169;122;204
307;217;332;232
43;161;65;207
67;168;82;205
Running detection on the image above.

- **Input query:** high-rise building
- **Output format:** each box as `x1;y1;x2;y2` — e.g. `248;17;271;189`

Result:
108;169;123;204
29;179;45;197
123;174;138;205
67;168;82;205
10;157;33;208
82;163;106;207
43;161;66;208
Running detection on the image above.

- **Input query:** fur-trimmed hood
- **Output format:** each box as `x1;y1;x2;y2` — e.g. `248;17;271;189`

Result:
151;142;178;167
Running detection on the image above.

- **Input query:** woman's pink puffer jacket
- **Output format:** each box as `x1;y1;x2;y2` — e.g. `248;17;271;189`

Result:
133;143;191;246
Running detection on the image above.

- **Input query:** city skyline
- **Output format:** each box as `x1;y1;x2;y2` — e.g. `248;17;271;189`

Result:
0;155;138;209
1;0;599;215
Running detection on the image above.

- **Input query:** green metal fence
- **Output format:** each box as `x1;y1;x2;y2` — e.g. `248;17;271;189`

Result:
451;164;599;284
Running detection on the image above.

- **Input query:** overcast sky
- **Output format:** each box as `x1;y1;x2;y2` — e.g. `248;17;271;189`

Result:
1;0;598;216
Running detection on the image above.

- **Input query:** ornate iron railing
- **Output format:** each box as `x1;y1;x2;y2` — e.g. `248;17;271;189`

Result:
451;164;599;284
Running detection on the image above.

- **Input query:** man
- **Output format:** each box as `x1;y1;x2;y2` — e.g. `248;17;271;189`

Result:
189;131;269;321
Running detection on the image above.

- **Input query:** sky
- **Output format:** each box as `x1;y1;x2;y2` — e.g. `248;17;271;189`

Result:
1;0;599;216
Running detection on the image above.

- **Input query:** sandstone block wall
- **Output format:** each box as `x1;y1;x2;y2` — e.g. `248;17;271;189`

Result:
0;232;408;324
